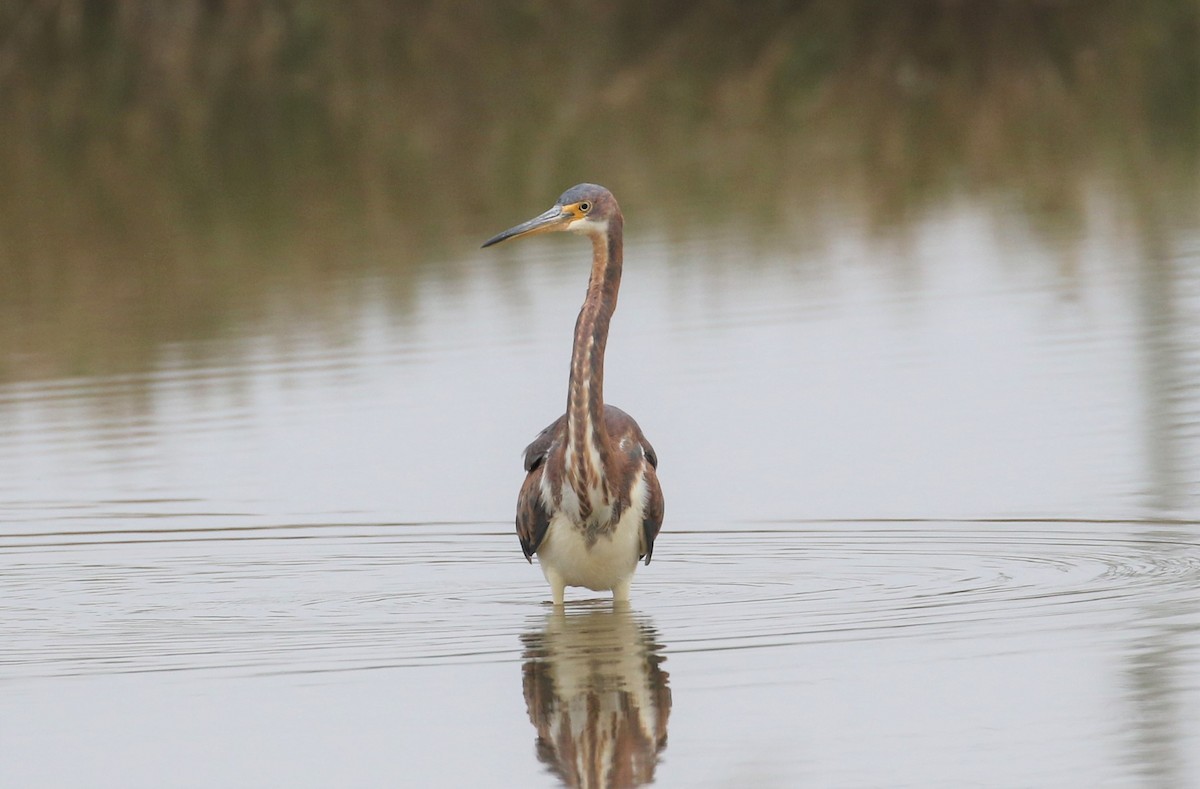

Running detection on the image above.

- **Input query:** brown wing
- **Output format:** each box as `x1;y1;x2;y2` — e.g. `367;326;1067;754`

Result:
636;427;658;470
523;414;565;472
516;464;552;561
640;462;664;565
517;415;565;560
602;406;664;565
602;405;657;467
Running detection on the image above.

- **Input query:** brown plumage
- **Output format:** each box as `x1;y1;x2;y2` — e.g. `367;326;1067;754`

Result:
519;407;663;562
483;184;664;604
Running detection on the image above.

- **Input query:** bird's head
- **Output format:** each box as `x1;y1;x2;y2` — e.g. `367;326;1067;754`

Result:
482;183;618;248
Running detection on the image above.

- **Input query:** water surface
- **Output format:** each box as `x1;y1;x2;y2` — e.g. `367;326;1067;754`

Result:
2;4;1199;787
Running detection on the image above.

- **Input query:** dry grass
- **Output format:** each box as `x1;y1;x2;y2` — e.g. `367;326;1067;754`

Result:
0;0;1195;381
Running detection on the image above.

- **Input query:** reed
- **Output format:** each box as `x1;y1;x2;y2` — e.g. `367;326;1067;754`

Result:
0;0;1195;382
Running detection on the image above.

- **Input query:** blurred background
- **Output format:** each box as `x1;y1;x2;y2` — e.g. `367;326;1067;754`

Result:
2;2;1199;786
2;0;1196;521
1;1;1194;374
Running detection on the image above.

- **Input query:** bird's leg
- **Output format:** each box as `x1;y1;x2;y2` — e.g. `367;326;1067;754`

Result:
612;578;631;603
546;569;566;606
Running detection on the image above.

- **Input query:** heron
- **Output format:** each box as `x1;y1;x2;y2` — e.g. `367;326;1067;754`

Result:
483;183;664;605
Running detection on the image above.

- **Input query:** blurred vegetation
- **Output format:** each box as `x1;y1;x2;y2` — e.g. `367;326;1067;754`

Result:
0;0;1196;382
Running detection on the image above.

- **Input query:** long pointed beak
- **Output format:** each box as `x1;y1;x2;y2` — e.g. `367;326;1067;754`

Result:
481;205;569;248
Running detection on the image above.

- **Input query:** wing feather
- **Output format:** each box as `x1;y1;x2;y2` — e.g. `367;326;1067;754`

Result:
523;415;565;473
519;406;662;564
601;405;663;565
518;415;564;560
640;462;664;565
516;464;552;561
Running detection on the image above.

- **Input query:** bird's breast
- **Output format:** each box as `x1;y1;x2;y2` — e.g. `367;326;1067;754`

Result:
538;491;645;591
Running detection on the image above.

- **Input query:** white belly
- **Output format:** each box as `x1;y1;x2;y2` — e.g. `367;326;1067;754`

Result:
537;504;644;592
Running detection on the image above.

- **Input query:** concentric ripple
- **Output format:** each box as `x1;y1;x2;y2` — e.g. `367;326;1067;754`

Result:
3;517;1199;679
652;523;1200;655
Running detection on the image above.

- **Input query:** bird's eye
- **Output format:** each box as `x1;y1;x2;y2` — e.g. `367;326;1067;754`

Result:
579;202;591;213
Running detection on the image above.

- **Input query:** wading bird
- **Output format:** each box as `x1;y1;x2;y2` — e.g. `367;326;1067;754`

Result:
483;184;664;605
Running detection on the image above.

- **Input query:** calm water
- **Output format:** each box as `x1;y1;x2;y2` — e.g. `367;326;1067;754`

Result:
3;4;1200;787
4;197;1200;787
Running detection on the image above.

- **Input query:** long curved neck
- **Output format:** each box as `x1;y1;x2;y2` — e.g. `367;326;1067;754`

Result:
565;216;623;509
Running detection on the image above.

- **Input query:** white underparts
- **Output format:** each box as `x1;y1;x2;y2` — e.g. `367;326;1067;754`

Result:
537;467;649;599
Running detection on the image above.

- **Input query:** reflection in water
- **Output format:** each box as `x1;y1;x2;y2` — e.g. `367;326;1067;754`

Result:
1122;214;1200;783
1125;571;1195;788
0;3;1194;387
521;604;671;788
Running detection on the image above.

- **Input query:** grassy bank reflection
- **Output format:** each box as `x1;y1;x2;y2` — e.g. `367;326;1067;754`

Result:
0;1;1195;383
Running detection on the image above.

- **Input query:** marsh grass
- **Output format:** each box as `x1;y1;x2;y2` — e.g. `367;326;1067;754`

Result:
0;0;1195;382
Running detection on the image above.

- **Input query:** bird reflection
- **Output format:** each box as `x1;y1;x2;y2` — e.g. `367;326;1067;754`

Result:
520;603;671;788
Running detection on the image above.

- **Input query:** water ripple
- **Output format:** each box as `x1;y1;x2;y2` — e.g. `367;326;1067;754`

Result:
2;519;1198;680
654;524;1200;653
